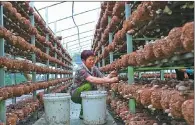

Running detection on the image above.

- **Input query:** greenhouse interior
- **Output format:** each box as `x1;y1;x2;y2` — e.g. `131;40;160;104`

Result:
0;1;194;125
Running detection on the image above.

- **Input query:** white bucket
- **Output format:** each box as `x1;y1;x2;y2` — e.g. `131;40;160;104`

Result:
81;91;107;125
43;93;71;125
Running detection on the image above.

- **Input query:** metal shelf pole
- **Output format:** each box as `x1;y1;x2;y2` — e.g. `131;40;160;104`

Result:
54;21;58;79
125;3;136;114
45;7;50;92
102;46;105;66
138;72;142;79
108;16;115;97
108;16;113;63
30;2;37;100
0;5;6;124
160;70;165;80
98;51;101;68
11;56;16;104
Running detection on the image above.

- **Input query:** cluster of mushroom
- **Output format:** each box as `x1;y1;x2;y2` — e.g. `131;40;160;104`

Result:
100;21;194;72
108;79;194;124
1;2;72;63
0;57;72;74
0;78;72;101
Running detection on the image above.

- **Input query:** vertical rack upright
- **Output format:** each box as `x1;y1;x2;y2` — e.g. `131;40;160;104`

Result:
11;56;16;104
54;22;58;79
0;4;6;124
125;3;136;113
45;7;50;92
29;2;37;100
108;16;113;64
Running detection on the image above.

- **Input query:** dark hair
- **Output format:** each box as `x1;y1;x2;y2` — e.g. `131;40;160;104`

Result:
175;69;184;80
81;50;95;61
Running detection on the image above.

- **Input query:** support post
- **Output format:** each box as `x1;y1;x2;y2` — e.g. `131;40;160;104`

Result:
45;7;50;93
108;16;113;63
54;21;58;79
101;46;105;66
138;72;142;79
125;3;136;114
160;70;165;80
11;56;16;104
98;51;101;68
30;2;36;100
108;16;115;97
0;5;6;123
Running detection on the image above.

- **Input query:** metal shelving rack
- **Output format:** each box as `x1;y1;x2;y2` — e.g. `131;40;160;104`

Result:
125;3;136;113
0;1;104;123
94;1;194;116
0;2;73;124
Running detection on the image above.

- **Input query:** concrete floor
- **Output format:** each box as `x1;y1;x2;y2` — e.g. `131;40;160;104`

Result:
33;101;117;125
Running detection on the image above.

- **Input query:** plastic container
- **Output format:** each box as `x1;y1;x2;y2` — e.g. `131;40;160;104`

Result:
43;93;71;125
81;91;107;125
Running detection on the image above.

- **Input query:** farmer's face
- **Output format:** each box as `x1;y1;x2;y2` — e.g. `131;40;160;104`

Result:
84;56;95;69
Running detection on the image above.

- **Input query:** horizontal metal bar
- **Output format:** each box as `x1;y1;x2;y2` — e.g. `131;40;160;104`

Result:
132;38;158;41
70;46;91;51
49;7;100;24
63;35;93;44
135;66;194;71
68;39;92;47
34;7;55;35
69;43;91;49
83;45;91;49
71;45;91;50
37;2;66;11
56;21;95;33
70;47;91;51
62;29;94;39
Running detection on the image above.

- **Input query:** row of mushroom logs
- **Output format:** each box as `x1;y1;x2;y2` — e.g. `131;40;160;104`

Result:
0;78;71;101
6;98;40;125
107;96;191;125
99;21;194;72
108;79;194;125
4;81;72;125
2;2;71;61
0;57;71;74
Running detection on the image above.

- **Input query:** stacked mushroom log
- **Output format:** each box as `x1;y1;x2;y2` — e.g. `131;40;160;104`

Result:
6;98;40;124
108;97;164;125
2;2;72;64
107;79;194;124
0;26;71;69
0;2;73;125
96;1;168;62
0;78;72;101
101;2;125;59
0;57;71;74
100;21;194;72
95;2;127;62
6;82;71;125
94;2;108;54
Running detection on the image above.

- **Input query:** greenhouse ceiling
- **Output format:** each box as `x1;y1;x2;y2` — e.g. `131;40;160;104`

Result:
34;2;101;56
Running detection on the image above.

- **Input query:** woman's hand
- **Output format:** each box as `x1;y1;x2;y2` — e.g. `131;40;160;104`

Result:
107;70;118;78
104;76;119;83
110;77;119;83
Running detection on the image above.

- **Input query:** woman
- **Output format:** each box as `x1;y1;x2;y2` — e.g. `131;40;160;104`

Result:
70;50;118;119
175;68;194;80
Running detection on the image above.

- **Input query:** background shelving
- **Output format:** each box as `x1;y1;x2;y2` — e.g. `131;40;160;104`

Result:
92;1;194;125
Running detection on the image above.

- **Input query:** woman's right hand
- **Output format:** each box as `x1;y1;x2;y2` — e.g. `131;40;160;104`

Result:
104;76;119;83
